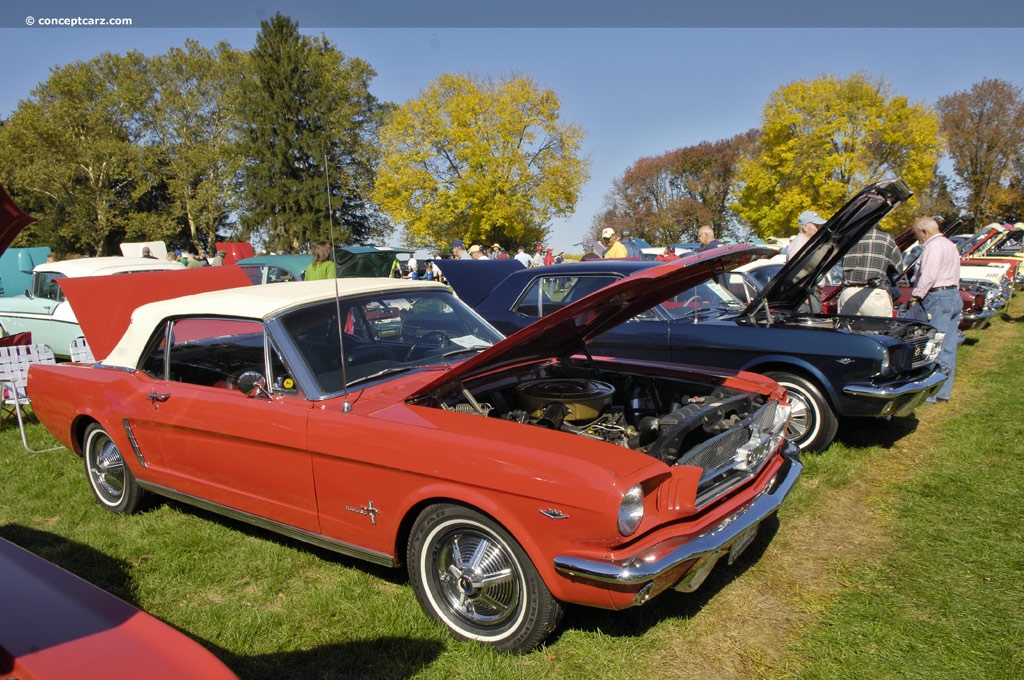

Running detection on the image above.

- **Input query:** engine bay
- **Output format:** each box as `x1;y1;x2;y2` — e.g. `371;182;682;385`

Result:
426;363;775;467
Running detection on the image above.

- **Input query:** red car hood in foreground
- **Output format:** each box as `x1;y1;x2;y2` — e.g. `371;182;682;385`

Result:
0;185;37;254
0;537;237;680
412;244;773;397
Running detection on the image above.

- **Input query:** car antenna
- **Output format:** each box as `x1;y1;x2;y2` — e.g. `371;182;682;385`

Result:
325;154;352;413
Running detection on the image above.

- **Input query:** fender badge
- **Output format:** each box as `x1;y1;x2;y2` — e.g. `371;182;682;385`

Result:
345;501;380;525
540;508;570;520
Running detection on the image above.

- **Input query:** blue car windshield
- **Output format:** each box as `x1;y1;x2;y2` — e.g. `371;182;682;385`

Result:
661;281;744;320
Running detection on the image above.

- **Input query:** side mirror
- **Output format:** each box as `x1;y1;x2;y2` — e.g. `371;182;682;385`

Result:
236;371;270;398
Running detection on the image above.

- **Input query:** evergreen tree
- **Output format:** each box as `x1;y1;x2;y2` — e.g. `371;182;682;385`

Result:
236;13;390;252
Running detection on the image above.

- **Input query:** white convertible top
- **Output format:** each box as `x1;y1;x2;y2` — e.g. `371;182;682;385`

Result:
103;278;447;369
36;256;184;277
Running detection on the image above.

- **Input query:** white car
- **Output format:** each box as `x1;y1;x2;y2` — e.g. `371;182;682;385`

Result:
0;256;183;358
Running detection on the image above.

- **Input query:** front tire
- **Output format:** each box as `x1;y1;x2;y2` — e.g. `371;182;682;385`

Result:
765;371;838;453
83;424;144;514
408;504;563;653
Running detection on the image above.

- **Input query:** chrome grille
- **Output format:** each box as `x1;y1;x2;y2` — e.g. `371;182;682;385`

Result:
674;401;788;509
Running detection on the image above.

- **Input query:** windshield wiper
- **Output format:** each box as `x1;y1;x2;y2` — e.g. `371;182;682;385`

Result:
441;345;491;358
346;366;415;387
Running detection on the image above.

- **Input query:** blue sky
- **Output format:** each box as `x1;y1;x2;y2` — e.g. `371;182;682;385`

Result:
1;2;1022;253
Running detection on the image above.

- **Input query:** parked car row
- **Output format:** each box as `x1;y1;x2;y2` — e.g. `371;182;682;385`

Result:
0;179;999;660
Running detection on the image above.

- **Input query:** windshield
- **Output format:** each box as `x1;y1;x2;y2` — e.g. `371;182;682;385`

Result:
278;289;503;394
660;280;744;319
959;230;997;256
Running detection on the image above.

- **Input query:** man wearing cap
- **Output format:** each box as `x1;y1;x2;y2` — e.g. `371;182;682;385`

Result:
491;243;508;260
531;245;544;268
839;224;901;317
909;215;961;403
601;228;628;259
452;239;471;260
469;244;487;260
581;243;602;261
620;229;644;259
787;210;827;260
543;248;555;266
696;225;723;252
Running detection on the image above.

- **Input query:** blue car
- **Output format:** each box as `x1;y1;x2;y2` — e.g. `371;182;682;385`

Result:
438;179;946;452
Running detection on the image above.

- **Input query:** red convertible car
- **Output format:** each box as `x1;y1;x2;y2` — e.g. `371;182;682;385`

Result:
28;249;800;652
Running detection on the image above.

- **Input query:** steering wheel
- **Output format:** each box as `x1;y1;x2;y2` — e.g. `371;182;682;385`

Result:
405;331;451;361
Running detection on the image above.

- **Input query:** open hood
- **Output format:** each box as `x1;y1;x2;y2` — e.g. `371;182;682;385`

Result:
0;185;38;255
58;266;252;360
411;245;774;398
334;245;413;278
743;179;913;314
435;259;526;307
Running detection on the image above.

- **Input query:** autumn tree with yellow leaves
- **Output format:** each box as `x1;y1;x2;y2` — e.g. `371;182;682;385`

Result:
373;74;589;251
734;73;941;238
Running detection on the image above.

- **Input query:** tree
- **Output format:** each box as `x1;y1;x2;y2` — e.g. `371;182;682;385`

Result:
0;52;157;255
144;40;246;253
734;73;941;238
936;78;1024;226
373;73;589;251
236;13;390;253
593;130;757;245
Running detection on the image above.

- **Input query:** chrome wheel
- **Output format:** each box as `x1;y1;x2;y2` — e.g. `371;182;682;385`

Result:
765;371;838;453
408;504;562;652
83;424;143;514
433;524;521;628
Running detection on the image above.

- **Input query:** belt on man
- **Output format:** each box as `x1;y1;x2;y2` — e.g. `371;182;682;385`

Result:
930;285;957;291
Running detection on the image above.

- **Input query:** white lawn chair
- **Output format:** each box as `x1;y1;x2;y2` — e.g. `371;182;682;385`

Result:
0;344;64;453
70;337;95;363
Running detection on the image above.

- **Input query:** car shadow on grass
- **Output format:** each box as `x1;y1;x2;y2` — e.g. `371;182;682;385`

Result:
161;498;407;585
220;638;445;680
833;414;921;450
553;515;782;642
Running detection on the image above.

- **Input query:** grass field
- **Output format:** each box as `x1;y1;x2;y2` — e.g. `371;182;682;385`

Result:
2;298;1022;679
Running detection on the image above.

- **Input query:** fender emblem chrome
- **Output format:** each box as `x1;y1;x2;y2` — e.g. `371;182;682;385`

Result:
345;501;380;525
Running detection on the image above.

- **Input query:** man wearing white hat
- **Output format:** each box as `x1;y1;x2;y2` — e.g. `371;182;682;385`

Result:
601;227;628;259
787;210;827;260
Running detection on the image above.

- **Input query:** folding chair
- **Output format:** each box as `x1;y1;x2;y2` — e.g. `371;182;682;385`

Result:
70;337;96;363
0;344;64;453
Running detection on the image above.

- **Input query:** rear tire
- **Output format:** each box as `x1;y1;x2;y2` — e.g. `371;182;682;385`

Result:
408;504;563;653
83;424;144;514
765;371;838;453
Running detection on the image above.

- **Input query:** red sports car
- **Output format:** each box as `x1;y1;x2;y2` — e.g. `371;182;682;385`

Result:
27;247;800;652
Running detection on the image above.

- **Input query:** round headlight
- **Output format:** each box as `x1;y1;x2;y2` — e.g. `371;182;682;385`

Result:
618;484;645;536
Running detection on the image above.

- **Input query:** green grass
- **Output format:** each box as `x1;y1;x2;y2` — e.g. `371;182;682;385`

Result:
784;312;1024;680
2;301;1023;679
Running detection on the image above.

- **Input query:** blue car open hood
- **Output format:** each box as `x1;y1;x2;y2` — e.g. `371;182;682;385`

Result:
411;244;773;397
744;178;913;314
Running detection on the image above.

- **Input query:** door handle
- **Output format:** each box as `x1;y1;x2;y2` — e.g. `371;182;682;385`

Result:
147;392;170;408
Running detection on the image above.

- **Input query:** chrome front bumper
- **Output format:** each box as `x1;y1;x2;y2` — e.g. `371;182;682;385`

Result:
552;446;802;606
842;364;947;417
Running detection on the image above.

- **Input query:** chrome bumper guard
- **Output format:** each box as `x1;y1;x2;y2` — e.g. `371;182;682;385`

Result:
552;445;802;606
842;365;947;416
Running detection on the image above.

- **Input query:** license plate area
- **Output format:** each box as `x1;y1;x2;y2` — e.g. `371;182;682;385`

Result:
728;522;759;564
